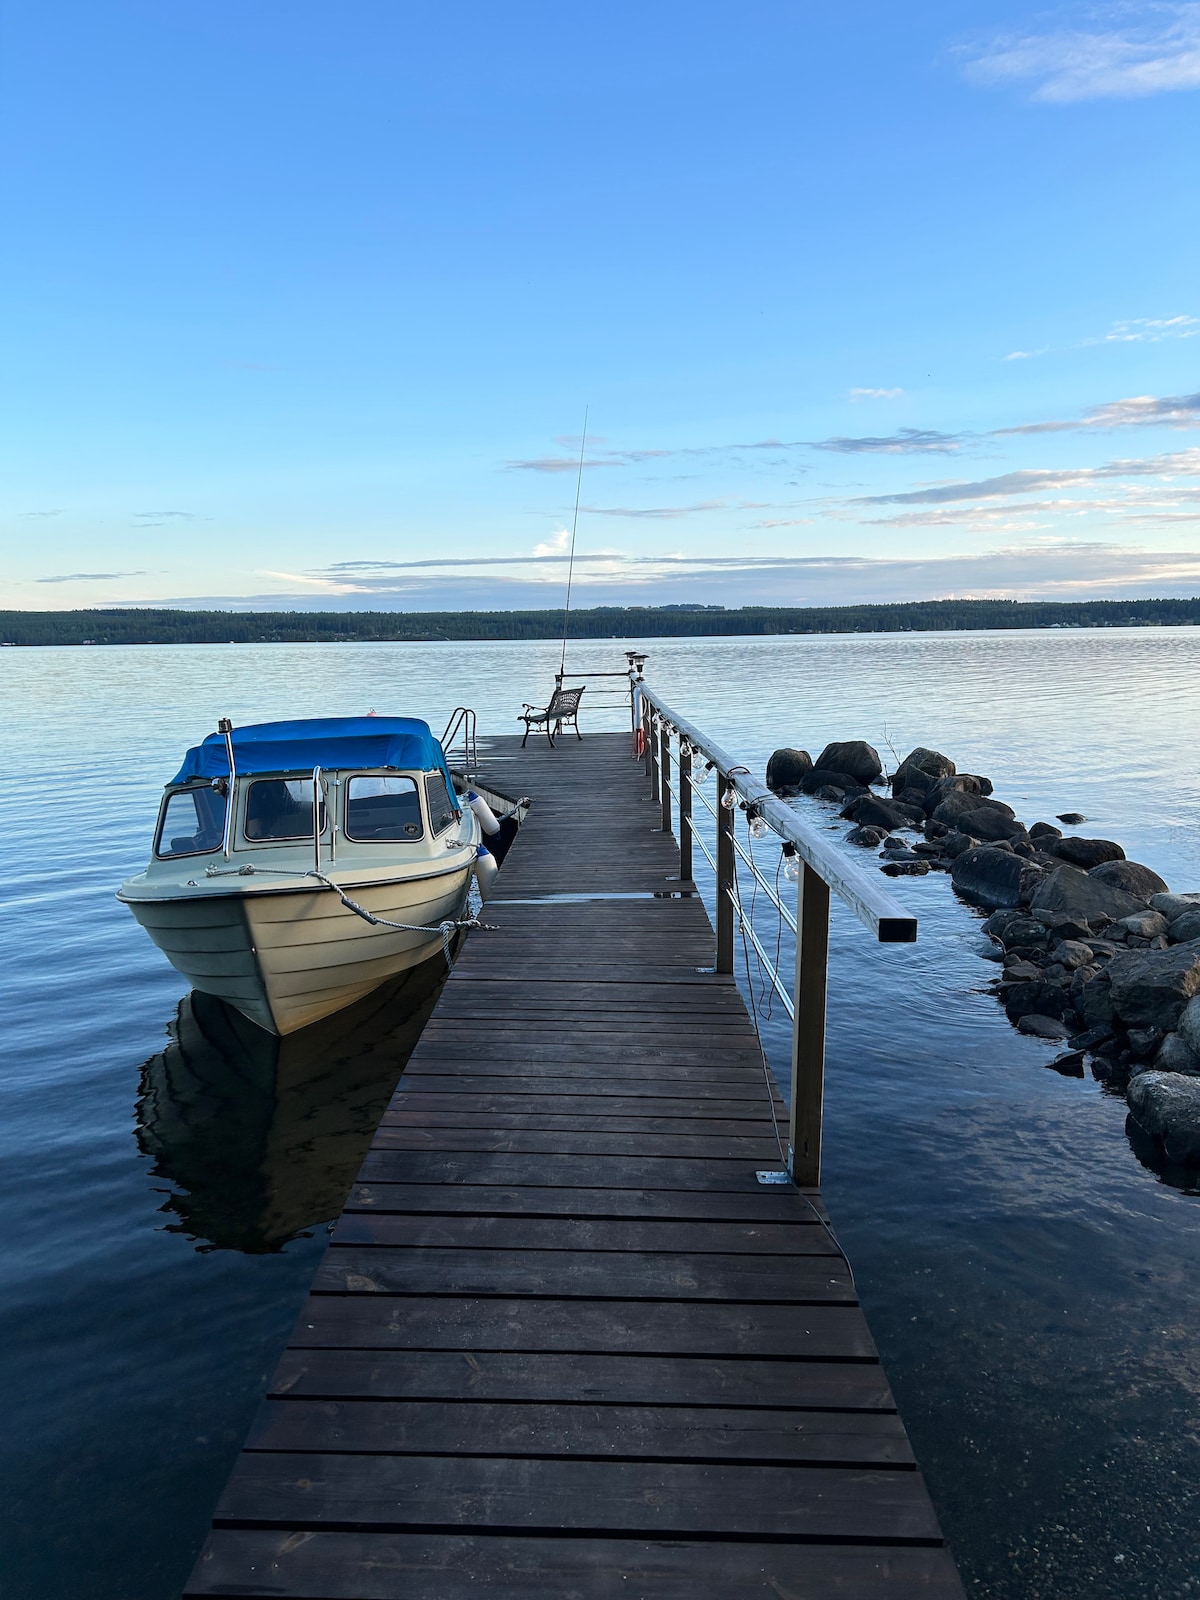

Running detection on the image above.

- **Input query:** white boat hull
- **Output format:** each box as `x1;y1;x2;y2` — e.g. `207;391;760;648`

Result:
125;868;472;1036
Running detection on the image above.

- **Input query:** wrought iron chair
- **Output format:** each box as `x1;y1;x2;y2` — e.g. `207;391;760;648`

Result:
519;685;585;748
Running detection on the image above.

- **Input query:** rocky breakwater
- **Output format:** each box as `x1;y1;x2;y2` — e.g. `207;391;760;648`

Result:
767;738;1200;1168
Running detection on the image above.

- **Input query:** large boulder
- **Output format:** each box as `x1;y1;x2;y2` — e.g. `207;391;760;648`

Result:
766;748;813;795
1089;860;1169;900
1155;1032;1200;1075
1116;910;1170;940
951;846;1035;909
1169;910;1200;945
1029;822;1062;841
932;791;1016;830
813;741;883;787
956;807;1029;844
1030;865;1146;926
1050;836;1126;869
1106;942;1200;1031
1180;995;1200;1057
1126;1072;1200;1165
1150;892;1200;922
841;794;924;830
1004;980;1078;1026
891;747;954;796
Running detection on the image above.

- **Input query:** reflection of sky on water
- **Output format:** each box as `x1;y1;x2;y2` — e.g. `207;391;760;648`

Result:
1;631;1199;1597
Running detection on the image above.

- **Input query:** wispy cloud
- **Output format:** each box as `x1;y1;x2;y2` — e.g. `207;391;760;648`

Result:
814;428;966;455
580;499;735;519
854;446;1200;506
849;387;905;401
533;528;570;556
1005;314;1200;360
36;570;147;583
133;510;199;525
996;390;1200;434
960;5;1200;102
20;509;63;519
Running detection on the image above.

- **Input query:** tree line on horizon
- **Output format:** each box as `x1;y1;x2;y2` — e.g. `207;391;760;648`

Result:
2;597;1199;647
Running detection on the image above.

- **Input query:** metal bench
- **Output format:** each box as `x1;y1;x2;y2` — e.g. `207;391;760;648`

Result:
519;685;585;748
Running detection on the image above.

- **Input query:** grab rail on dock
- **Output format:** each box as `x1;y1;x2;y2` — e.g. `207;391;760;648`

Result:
636;679;917;1188
441;707;478;773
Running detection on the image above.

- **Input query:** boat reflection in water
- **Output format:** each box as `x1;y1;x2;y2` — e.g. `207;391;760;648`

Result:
135;953;448;1252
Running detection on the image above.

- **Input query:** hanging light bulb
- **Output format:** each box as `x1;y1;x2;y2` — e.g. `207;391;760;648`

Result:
720;780;738;810
693;758;713;786
748;810;770;841
781;842;801;883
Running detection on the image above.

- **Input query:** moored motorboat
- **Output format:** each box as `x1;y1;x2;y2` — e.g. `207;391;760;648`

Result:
118;716;496;1035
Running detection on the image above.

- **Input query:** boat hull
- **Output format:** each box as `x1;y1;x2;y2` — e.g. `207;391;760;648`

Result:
125;868;472;1035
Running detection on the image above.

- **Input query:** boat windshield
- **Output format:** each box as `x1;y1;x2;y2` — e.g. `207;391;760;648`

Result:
245;778;326;841
345;775;423;841
156;785;228;858
424;771;458;834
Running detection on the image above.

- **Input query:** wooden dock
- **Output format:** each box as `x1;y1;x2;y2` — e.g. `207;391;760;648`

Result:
185;732;964;1599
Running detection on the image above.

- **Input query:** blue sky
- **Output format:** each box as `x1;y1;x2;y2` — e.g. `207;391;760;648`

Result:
3;0;1199;611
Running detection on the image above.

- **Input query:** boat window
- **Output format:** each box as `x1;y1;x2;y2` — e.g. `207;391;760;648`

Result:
155;785;227;858
345;775;423;841
424;771;459;835
245;778;326;841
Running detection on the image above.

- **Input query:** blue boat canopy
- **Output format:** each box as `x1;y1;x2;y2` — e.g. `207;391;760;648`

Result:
169;716;456;792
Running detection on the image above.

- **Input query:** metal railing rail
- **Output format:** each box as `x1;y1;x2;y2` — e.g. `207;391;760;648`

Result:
441;707;479;774
637;679;917;1187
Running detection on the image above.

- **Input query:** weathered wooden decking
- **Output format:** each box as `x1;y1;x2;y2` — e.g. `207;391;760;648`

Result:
185;732;963;1599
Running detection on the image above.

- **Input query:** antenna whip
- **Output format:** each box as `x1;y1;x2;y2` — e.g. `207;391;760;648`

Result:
559;406;588;681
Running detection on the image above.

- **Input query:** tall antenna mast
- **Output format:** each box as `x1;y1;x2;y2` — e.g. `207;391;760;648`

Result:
559;406;588;682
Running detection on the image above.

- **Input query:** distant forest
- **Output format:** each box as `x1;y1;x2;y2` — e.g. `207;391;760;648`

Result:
2;597;1200;647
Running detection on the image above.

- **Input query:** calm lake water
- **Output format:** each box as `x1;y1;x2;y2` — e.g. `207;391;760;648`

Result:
2;630;1200;1598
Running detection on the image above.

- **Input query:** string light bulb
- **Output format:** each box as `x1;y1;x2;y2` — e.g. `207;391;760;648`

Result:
748;810;770;841
781;842;801;883
720;779;738;810
693;758;713;786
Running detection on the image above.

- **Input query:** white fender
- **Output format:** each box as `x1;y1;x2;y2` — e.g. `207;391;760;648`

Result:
467;790;501;836
474;844;499;900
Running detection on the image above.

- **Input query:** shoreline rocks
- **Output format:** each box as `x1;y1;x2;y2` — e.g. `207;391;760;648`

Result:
766;735;1200;1170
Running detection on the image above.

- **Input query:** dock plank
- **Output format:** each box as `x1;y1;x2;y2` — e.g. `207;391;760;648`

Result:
183;731;961;1599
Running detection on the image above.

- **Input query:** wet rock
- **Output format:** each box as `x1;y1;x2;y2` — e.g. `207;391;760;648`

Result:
891;747;955;796
895;787;931;810
841;794;922;831
814;784;845;803
880;847;921;862
1168;910;1200;945
1004;981;1078;1025
1126;1072;1200;1164
1127;1026;1163;1059
1179;995;1200;1057
1077;971;1115;1029
881;859;931;877
1070;1024;1114;1052
1029;822;1063;841
941;830;974;860
1090;859;1169;900
766;748;813;794
1049;836;1126;869
1018;1014;1076;1040
1004;959;1042;983
956;807;1029;844
1048;1050;1086;1076
993;914;1049;949
1069;964;1101;993
1106;943;1200;1031
976;935;1006;962
813;741;883;787
1030;865;1147;925
924;818;950;840
1035;910;1093;942
846;824;888;847
1085;939;1119;960
950;845;1031;909
1057;812;1087;825
931;790;1016;830
1116;910;1170;940
800;768;866;798
1154;1032;1200;1074
1149;892;1200;922
1050;939;1093;970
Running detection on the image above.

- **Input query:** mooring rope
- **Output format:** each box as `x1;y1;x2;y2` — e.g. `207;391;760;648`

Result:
202;862;493;964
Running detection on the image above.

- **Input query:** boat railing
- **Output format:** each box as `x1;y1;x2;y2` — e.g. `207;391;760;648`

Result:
636;679;918;1186
441;707;479;773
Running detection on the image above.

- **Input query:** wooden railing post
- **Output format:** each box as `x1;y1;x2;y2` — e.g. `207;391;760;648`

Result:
678;742;693;882
659;723;672;835
788;863;831;1186
716;774;735;974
